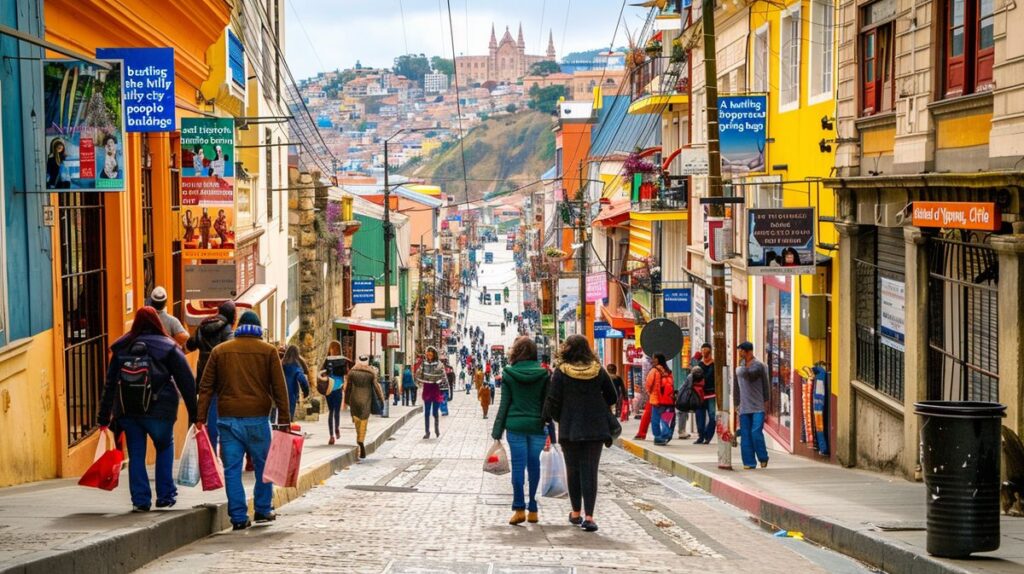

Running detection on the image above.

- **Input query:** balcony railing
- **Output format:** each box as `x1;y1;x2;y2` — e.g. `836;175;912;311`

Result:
630;56;689;101
631;180;688;212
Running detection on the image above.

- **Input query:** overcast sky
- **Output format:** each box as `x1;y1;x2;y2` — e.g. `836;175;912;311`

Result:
285;0;649;79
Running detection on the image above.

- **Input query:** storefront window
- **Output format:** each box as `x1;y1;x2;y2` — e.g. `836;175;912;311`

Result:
764;278;792;441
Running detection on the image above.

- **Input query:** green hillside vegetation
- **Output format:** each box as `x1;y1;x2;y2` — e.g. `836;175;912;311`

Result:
400;111;556;202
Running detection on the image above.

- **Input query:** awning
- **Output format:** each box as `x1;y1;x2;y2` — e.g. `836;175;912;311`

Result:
600;303;635;331
332;317;397;334
235;283;276;309
629;217;653;258
628;94;689;115
592;199;631;227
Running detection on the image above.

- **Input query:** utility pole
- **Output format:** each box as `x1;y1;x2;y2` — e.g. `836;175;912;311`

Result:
702;0;732;470
382;138;394;414
577;160;588;337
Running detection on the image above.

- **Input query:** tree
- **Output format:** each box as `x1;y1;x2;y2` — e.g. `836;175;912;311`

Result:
430;56;454;77
527;60;561;76
527;84;567;114
393;54;431;84
505;103;517;113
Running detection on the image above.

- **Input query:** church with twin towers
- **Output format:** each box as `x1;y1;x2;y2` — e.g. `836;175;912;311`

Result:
454;23;556;86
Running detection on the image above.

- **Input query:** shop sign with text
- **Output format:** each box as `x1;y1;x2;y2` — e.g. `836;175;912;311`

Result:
181;117;235;259
911;202;1000;231
96;47;175;132
747;208;816;275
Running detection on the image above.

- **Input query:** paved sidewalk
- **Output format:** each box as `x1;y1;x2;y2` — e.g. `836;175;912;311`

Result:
618;415;1024;574
0;405;420;574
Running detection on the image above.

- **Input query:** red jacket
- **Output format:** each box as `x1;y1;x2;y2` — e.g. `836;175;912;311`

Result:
644;366;674;406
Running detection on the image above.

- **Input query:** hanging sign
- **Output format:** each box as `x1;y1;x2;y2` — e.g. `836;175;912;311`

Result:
585;272;607;303
184;264;237;300
43;59;126;191
663;288;692;313
181;117;235;259
718;95;767;175
747;208;816;275
352;279;376;304
96;48;175;132
879;277;906;351
676;148;709;175
911;201;1001;231
557;278;579;324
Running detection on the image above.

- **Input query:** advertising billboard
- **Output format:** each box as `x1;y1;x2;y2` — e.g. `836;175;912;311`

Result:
747;208;816;275
181;118;235;259
718;95;767;175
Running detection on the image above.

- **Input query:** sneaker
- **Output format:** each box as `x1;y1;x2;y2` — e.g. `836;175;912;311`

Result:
328;435;335;445
678;432;691;439
423;432;431;439
581;520;599;532
632;435;645;440
155;499;176;509
232;520;252;531
693;438;706;445
131;504;151;513
254;512;276;523
760;461;769;469
653;440;666;446
743;465;756;470
568;513;583;526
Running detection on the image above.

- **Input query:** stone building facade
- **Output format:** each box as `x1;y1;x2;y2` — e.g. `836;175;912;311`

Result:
455;23;556;85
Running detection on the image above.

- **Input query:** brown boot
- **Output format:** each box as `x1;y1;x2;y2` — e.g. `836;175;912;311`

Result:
509;510;526;525
527;511;539;524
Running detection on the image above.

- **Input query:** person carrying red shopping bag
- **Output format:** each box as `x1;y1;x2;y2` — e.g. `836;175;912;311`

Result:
198;311;290;531
95;307;197;512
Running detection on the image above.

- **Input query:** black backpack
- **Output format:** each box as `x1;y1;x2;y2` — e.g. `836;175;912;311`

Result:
675;376;703;412
117;341;169;416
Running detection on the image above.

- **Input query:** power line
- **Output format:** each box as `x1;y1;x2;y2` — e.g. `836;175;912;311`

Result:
446;0;471;205
398;0;410;55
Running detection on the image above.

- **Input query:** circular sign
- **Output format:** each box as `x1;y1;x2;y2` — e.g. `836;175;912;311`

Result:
639;318;683;361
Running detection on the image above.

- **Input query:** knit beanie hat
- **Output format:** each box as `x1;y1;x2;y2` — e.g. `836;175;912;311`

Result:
237;310;261;327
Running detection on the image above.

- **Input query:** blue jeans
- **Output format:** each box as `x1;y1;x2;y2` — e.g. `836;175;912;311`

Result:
119;417;176;507
206;394;219;451
506;431;545;511
695;398;717;442
423;400;441;433
739;412;769;468
218;416;273;525
651;405;675;443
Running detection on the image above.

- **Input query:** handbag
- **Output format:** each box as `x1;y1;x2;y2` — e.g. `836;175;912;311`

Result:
370;387;384;416
607;411;622;441
78;427;123;491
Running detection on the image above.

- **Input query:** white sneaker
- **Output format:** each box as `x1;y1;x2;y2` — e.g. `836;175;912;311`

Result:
678;432;691;439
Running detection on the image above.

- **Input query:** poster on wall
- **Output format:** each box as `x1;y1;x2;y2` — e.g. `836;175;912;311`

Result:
585;272;607;303
718;94;767;175
95;47;175;132
43;59;125;191
557;278;579;326
879;277;906;351
181;118;235;259
747;208;816;275
691;287;706;351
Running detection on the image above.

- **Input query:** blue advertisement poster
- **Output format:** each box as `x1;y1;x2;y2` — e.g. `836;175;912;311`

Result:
718;95;767;174
352;279;376;304
96;48;175;132
663;288;692;313
43;59;125;191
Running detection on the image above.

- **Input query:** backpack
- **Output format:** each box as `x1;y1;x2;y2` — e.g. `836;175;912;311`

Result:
675;376;703;412
655;368;675;403
117;341;169;416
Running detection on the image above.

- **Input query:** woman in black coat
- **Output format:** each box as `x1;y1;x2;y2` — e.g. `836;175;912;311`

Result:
543;334;617;532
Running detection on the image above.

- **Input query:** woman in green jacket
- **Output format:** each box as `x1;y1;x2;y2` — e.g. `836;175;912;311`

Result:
491;336;550;525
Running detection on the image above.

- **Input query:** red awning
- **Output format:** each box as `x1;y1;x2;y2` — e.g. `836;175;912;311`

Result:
601;303;635;331
592;199;631;228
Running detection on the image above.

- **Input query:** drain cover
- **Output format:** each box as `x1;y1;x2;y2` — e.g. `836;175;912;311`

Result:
345;485;418;493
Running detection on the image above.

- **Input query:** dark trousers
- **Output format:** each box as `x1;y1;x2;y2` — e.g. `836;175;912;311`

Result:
561;440;604;517
402;388;414;406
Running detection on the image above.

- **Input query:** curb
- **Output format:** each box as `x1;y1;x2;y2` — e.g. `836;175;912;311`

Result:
7;407;422;574
616;437;975;574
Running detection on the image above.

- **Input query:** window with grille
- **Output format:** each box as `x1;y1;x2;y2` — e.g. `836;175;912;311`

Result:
809;0;835;102
780;5;802;110
141;135;156;299
854;226;905;401
60;192;107;445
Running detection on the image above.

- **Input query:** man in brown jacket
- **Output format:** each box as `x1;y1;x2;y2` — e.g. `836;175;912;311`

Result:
197;310;290;531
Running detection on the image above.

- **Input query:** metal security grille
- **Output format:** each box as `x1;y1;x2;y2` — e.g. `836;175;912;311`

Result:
141;136;156;298
60;192;107;446
927;231;999;401
854;227;905;400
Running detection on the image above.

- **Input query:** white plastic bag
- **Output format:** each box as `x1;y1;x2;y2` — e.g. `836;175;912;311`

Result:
175;424;201;487
539;444;568;498
482;440;510;475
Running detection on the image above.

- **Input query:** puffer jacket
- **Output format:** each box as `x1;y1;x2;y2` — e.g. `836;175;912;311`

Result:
98;334;198;423
543;361;617;444
186;314;233;379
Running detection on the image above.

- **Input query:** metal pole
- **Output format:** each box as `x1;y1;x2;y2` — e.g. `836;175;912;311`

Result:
578;161;587;338
383;139;393;413
702;0;732;470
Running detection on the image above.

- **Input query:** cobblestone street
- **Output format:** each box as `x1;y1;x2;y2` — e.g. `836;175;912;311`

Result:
139;397;873;573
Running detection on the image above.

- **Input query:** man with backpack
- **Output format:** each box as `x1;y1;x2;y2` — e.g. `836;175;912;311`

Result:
644;353;675;445
675;366;706;438
197;310;291;531
186;300;235;451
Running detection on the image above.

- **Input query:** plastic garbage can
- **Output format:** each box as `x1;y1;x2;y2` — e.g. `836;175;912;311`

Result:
914;400;1005;558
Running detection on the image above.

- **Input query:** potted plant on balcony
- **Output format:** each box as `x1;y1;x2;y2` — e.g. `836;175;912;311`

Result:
671;39;686;63
645;39;663;56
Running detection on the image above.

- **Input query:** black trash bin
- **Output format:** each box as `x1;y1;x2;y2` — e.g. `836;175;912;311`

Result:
914;400;1006;558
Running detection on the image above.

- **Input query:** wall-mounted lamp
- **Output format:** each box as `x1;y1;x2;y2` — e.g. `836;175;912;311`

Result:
819;139;832;153
821;115;835;131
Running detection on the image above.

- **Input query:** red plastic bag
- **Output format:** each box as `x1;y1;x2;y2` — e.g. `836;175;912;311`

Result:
263;430;304;487
482;440;510;475
195;424;224;491
78;427;123;491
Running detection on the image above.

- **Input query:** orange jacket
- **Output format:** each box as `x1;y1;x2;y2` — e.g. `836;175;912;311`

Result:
644;366;674;406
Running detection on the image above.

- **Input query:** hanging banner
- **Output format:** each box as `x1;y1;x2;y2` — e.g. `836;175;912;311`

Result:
557;278;579;325
691;287;706;351
718;94;767;175
95;48;175;132
181;118;235;259
663;288;692;313
747;208;816;275
585;272;607;303
352;279;376;304
43;59;126;191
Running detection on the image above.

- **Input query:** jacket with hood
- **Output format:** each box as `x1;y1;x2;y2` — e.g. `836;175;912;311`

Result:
186;301;235;379
491;360;550;439
543;361;618;444
98;333;198;423
344;362;385;419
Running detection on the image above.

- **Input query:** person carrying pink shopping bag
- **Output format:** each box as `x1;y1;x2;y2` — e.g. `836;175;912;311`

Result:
263;430;304;487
